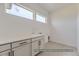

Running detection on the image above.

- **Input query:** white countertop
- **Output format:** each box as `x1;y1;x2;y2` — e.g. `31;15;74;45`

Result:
0;34;44;45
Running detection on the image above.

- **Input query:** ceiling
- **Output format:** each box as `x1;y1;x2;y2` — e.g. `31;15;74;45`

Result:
21;3;77;13
37;3;77;13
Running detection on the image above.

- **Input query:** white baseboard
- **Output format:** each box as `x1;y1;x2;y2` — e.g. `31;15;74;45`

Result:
49;40;77;49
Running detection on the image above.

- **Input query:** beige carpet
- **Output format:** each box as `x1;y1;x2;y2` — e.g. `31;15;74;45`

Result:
38;42;78;56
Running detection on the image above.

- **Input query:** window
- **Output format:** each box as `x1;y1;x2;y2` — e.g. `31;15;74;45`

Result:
6;4;33;20
36;14;46;23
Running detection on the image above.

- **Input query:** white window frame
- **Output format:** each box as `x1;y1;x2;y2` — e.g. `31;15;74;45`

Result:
5;3;34;20
36;12;47;23
5;3;47;23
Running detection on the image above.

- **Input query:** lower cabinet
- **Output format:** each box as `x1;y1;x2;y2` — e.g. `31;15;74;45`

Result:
0;35;45;56
32;36;45;56
12;43;31;56
40;38;45;49
11;39;32;56
0;43;11;56
32;40;40;56
0;50;11;56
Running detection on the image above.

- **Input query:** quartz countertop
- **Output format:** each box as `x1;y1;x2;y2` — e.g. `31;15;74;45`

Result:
0;34;44;45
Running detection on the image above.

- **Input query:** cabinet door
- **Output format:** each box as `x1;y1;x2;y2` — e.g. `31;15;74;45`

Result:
40;39;45;49
0;50;10;56
0;43;11;56
32;40;40;56
13;44;31;56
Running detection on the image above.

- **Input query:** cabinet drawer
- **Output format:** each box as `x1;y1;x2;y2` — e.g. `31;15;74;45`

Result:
32;36;44;42
0;44;10;53
12;39;31;48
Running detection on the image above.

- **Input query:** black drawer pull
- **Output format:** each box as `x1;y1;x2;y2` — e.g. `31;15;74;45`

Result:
19;42;27;45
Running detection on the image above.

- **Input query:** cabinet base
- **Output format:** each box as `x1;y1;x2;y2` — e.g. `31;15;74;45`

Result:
35;51;43;56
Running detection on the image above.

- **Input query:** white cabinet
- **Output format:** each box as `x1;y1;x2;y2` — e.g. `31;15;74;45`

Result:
0;35;45;56
32;36;45;56
0;50;10;56
40;38;45;49
12;39;32;56
32;40;40;56
0;44;11;56
13;44;31;56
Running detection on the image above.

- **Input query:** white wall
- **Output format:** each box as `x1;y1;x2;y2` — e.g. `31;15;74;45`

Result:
21;3;48;16
77;5;79;52
0;4;49;43
49;6;77;47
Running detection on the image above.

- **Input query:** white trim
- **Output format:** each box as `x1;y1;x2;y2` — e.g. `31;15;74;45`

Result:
14;3;33;12
36;12;47;23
